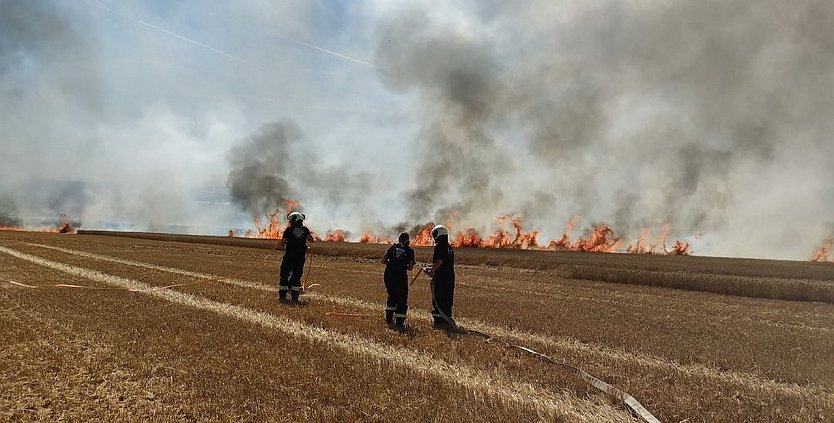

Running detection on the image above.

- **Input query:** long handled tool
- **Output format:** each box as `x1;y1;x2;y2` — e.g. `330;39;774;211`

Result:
300;249;319;293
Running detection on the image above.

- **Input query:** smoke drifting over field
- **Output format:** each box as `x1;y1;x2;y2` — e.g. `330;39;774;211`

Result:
226;122;297;216
225;120;375;217
1;1;98;227
3;1;833;259
0;1;306;232
370;1;834;257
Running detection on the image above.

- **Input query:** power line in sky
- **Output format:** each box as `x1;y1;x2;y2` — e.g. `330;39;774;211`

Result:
78;0;380;71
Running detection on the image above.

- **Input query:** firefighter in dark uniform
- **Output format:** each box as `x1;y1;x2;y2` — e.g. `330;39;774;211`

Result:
381;232;415;330
426;225;456;327
279;212;314;304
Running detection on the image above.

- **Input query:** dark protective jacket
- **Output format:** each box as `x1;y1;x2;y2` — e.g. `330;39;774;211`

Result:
282;224;311;260
384;243;415;277
432;240;455;279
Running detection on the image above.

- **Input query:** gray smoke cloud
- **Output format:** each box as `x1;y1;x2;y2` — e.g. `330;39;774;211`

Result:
4;1;832;259
225;119;376;223
373;1;834;257
2;1;370;234
376;9;508;223
0;195;21;227
0;1;100;228
226;121;297;215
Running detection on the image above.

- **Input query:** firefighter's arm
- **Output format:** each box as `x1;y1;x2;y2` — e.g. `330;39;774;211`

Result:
407;259;415;271
380;251;389;264
426;259;442;276
432;259;442;272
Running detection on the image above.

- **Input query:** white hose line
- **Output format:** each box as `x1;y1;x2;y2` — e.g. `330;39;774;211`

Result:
419;271;660;423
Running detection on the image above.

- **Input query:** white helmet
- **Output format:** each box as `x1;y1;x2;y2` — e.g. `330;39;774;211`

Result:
287;212;306;224
431;225;448;241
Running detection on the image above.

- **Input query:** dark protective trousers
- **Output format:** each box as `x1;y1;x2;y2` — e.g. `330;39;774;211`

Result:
431;275;455;325
384;272;408;323
279;254;305;300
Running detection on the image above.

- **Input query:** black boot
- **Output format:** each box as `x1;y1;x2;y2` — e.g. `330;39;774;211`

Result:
394;317;406;331
385;310;394;325
278;291;288;303
291;291;301;305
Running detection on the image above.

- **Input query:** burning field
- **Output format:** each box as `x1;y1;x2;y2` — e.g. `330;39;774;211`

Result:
231;202;694;256
1;230;832;422
811;239;834;263
0;214;76;235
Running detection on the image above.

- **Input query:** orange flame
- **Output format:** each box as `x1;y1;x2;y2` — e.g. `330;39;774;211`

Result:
229;204;695;255
454;228;482;247
668;240;691;255
325;229;347;242
234;199;301;239
252;210;284;239
547;223;621;253
810;239;833;262
548;217;577;250
623;224;690;255
0;214;76;234
411;223;435;247
451;215;540;249
359;232;393;244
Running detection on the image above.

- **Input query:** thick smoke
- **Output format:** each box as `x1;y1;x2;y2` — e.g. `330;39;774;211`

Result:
0;196;21;227
374;1;834;257
225;120;376;221
0;0;100;108
0;2;314;233
0;1;100;228
375;10;507;223
226;121;298;215
4;1;832;259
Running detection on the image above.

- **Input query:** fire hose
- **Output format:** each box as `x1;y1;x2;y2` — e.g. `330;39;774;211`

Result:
412;266;661;423
419;264;458;327
300;248;320;293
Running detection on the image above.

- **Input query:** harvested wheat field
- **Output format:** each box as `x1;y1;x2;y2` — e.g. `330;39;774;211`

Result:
1;231;833;422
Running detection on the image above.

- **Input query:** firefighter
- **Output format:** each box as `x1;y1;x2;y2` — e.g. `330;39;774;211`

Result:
426;225;456;327
279;211;314;304
381;232;415;330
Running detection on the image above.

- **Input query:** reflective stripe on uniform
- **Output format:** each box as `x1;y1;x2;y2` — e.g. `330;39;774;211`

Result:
290;286;303;291
393;313;407;318
385;306;397;311
278;285;289;291
431;313;442;318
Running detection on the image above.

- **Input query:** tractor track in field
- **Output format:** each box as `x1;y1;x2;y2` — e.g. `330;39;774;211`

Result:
3;232;834;422
18;242;834;404
300;259;834;334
